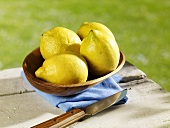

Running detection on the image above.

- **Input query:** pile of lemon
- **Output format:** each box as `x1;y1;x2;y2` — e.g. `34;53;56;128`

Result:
35;22;120;85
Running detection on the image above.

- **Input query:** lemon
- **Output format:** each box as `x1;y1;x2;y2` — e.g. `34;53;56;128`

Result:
80;30;120;76
40;27;82;59
35;52;88;85
77;22;115;40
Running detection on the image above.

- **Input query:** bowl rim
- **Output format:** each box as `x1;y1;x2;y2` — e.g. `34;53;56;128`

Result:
23;48;125;88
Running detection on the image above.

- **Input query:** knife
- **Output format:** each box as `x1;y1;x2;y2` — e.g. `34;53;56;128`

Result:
31;89;127;128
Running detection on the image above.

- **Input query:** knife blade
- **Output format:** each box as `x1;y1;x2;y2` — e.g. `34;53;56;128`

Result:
31;89;127;128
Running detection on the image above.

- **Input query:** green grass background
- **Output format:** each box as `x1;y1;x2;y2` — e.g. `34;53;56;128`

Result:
0;0;170;91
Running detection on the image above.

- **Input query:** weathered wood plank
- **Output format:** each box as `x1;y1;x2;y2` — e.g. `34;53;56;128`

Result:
117;61;146;82
0;67;22;79
0;80;169;128
0;92;63;128
0;77;34;96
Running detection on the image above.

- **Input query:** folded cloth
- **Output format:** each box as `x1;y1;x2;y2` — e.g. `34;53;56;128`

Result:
21;71;128;112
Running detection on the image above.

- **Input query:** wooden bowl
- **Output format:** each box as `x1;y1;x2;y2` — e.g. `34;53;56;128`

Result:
22;47;125;96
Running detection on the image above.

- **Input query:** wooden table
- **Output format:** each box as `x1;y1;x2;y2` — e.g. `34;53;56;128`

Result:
0;62;170;128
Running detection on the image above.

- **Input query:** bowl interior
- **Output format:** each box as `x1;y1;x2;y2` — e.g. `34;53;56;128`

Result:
22;47;125;96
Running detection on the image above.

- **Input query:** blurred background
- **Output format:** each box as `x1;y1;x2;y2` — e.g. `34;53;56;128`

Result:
0;0;169;91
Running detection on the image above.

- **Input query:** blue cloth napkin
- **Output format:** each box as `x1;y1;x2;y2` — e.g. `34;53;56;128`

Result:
21;71;128;112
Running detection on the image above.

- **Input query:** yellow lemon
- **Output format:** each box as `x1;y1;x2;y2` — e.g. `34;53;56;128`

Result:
80;30;120;76
35;52;88;85
77;22;115;40
40;27;82;59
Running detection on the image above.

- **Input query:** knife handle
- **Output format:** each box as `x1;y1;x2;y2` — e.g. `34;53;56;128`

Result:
31;108;86;128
